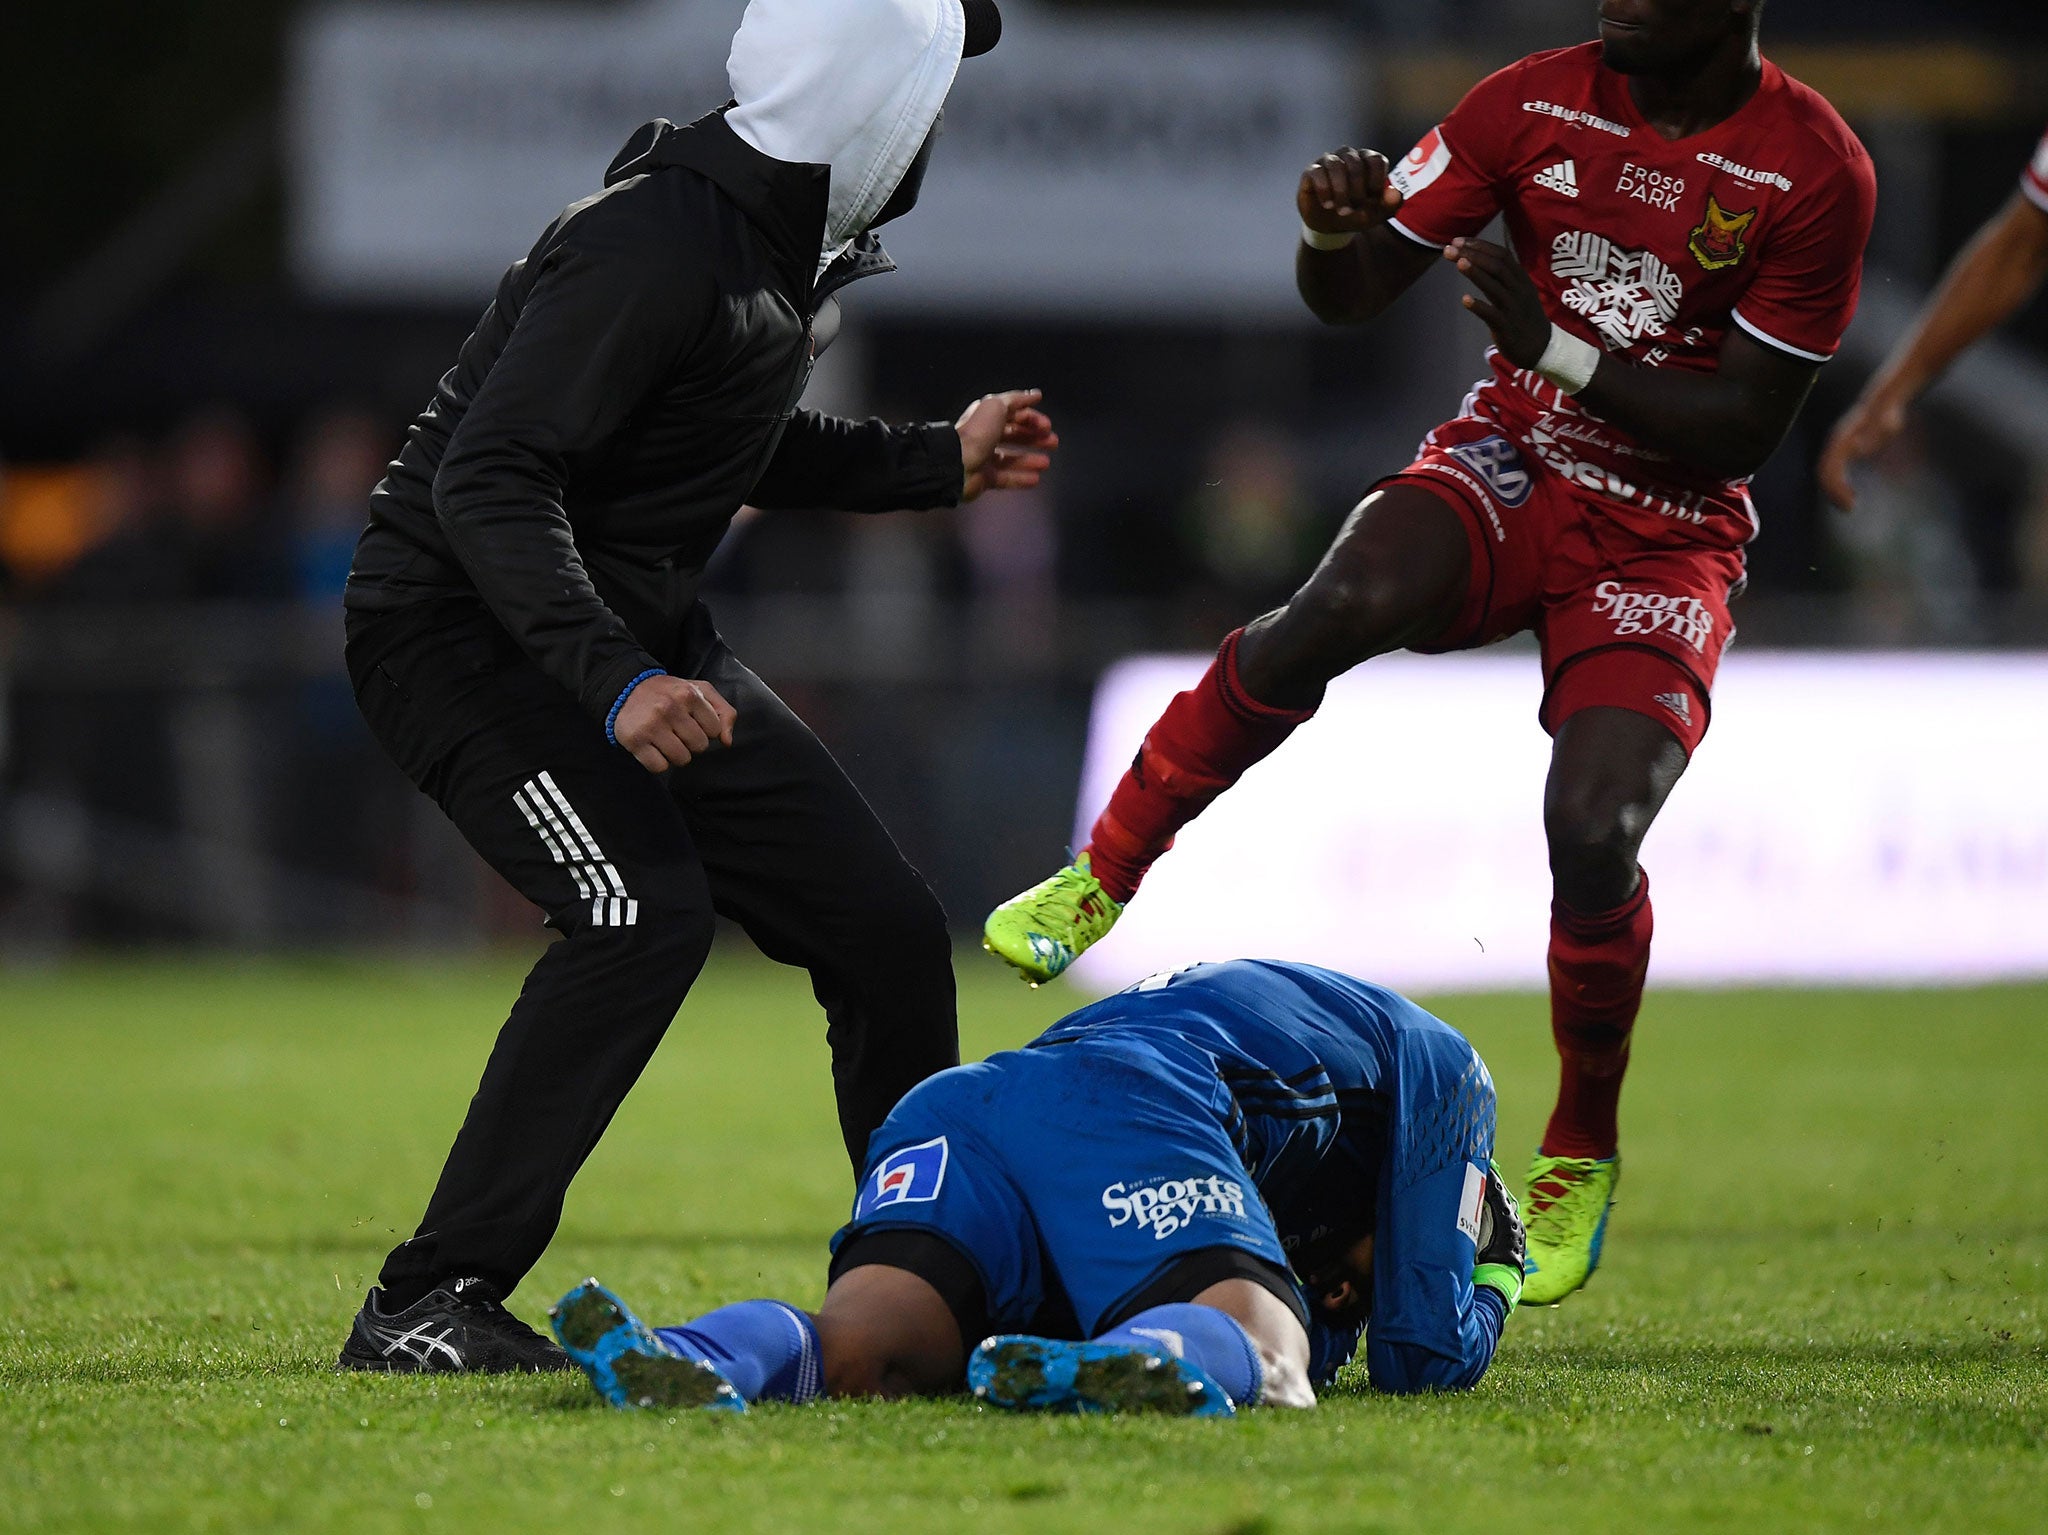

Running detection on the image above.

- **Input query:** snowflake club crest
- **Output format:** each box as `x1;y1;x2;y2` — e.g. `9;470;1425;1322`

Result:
1550;230;1685;350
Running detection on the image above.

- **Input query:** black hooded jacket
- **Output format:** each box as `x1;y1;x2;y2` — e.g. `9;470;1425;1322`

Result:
344;110;964;726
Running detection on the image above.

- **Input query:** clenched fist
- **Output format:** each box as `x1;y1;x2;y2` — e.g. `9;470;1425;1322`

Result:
1298;146;1404;239
613;674;738;774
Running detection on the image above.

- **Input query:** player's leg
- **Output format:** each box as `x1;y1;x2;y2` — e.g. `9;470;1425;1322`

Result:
1089;483;1470;885
813;1261;969;1397
1522;548;1736;1304
970;1251;1314;1416
984;483;1470;982
339;623;717;1371
556;1062;1018;1410
1521;704;1684;1304
667;642;958;1171
1100;1273;1316;1408
549;1263;966;1411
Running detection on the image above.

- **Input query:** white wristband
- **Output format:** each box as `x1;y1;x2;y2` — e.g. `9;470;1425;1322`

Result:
1535;323;1602;395
1300;222;1359;252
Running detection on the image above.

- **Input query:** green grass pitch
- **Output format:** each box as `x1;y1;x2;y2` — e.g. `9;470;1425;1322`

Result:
4;951;2044;1533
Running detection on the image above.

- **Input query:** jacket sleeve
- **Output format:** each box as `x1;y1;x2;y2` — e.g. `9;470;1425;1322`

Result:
432;213;709;726
745;411;963;513
1365;1283;1506;1394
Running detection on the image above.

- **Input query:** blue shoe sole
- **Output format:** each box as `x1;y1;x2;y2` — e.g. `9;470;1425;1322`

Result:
548;1279;744;1413
967;1335;1234;1418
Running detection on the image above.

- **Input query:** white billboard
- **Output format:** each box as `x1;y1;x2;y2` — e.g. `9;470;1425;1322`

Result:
289;0;1352;316
1069;651;2048;991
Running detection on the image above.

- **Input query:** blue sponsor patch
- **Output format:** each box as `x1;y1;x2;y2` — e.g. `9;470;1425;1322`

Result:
855;1136;950;1218
1444;435;1533;508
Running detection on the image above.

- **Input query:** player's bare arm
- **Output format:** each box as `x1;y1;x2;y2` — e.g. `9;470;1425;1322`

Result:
1448;234;1818;481
1819;190;2048;509
956;387;1059;501
1294;148;1438;325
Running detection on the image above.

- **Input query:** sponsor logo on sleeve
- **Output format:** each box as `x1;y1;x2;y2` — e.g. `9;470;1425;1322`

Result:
1654;689;1694;726
1532;159;1580;197
1444;434;1534;508
1390;126;1452;196
1591;580;1714;652
1688;194;1758;270
856;1136;949;1217
1456;1163;1486;1244
1102;1174;1249;1241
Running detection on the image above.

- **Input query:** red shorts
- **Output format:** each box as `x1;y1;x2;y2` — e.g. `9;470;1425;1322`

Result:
1388;416;1745;756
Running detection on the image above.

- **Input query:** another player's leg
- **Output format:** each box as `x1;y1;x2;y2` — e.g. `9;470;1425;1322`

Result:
984;485;1468;982
670;645;959;1172
339;643;718;1373
1523;704;1687;1305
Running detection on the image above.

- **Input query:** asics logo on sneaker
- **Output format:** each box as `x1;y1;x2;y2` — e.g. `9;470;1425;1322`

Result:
1533;159;1579;197
365;1320;463;1367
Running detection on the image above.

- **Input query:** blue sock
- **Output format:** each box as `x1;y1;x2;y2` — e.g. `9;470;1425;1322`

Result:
655;1300;822;1404
1095;1303;1264;1407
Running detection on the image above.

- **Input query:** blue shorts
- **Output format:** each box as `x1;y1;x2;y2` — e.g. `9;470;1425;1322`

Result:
832;1037;1287;1337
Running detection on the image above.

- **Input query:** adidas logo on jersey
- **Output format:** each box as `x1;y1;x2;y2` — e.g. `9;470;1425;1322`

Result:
1654;690;1693;726
1533;160;1580;197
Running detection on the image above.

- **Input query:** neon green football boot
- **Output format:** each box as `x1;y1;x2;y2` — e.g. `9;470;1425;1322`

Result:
1519;1152;1619;1306
982;852;1124;985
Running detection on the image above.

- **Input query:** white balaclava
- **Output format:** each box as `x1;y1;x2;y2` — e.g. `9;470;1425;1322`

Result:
725;0;966;272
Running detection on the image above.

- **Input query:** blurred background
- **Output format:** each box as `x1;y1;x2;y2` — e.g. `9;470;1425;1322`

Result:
1;0;2044;959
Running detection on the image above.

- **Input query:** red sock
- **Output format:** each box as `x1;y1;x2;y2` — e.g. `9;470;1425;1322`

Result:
1083;628;1317;903
1541;871;1652;1161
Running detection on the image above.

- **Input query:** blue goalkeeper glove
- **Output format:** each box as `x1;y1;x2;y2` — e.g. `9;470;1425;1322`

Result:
1293;1283;1364;1387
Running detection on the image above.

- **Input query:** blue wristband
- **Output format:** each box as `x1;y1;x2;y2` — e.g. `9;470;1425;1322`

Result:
605;669;666;747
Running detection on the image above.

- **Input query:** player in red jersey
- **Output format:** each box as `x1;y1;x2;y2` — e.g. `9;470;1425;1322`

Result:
1820;126;2048;512
985;0;1876;1305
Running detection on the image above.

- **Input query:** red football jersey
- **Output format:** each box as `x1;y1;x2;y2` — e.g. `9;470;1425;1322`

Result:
2022;126;2048;214
1388;44;1876;547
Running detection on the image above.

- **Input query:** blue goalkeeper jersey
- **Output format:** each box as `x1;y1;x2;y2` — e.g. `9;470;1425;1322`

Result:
842;959;1504;1392
1031;960;1493;1235
1026;959;1501;1388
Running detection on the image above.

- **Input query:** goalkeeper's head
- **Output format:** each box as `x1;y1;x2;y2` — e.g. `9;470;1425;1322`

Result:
1283;1149;1379;1326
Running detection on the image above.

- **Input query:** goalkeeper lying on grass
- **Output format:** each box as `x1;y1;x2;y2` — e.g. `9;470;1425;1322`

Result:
554;959;1524;1415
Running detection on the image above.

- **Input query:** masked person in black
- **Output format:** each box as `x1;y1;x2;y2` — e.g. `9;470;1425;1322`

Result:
338;0;1044;1374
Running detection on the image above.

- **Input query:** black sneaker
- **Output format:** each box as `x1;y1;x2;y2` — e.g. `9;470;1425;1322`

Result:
336;1277;575;1373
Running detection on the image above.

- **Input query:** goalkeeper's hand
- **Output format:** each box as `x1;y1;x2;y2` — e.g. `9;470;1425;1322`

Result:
1472;1161;1526;1315
1303;1306;1364;1389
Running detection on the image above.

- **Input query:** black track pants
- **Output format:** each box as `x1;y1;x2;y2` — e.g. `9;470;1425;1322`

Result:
348;612;959;1296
